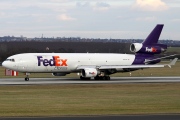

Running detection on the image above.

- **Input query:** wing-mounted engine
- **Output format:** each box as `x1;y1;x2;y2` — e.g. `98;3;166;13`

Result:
52;73;69;76
130;43;167;54
81;68;100;77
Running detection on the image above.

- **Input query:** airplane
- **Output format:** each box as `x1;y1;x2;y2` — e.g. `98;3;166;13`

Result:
2;24;178;81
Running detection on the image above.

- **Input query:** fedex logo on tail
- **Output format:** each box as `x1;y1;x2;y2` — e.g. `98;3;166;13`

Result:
145;47;157;53
37;56;67;66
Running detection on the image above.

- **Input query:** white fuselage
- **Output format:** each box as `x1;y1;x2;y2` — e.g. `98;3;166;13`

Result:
3;53;135;73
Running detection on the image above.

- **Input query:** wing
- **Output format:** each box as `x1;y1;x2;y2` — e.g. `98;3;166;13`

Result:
144;54;177;63
77;58;178;70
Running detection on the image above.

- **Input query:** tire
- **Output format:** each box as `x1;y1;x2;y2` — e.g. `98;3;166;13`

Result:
25;77;29;81
106;76;110;80
80;76;91;80
94;76;100;80
80;76;84;80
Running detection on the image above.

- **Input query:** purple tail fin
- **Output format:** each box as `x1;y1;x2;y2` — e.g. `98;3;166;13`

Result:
143;24;164;45
130;24;167;55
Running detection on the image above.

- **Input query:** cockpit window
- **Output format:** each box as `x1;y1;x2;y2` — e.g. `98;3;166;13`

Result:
5;59;15;62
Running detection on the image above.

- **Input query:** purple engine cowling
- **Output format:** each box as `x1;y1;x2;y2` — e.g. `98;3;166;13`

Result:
130;43;167;54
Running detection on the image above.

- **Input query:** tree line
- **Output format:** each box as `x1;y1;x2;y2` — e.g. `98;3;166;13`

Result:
0;41;179;62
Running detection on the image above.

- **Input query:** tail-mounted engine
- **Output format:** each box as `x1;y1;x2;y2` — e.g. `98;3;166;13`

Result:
130;43;167;54
81;68;100;77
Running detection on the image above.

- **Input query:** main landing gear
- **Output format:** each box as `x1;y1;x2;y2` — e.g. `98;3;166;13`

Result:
80;76;91;80
25;73;30;81
94;76;110;80
80;75;110;80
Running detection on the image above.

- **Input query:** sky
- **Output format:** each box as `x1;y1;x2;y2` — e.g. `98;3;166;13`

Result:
0;0;180;40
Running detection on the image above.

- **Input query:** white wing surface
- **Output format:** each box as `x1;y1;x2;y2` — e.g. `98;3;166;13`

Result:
77;58;178;70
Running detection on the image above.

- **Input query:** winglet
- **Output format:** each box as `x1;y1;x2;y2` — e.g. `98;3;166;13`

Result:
167;58;178;68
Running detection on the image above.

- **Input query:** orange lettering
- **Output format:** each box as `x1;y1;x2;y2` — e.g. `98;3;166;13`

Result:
54;56;60;66
61;59;67;66
152;47;157;52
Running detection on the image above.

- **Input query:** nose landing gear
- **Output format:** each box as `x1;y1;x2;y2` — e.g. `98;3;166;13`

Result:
25;77;29;81
25;73;30;81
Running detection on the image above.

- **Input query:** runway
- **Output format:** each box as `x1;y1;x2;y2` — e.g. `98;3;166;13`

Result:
0;77;180;85
1;114;180;120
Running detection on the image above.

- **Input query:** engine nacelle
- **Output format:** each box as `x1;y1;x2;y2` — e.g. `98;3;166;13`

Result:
130;43;167;54
52;73;67;76
130;43;143;53
81;68;99;77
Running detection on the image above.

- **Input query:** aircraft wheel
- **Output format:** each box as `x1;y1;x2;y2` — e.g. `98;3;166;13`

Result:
100;76;106;80
80;76;84;80
25;77;29;81
94;76;100;80
80;76;91;80
106;76;110;80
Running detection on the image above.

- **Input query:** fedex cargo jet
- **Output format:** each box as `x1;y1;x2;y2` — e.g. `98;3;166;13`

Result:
2;24;178;81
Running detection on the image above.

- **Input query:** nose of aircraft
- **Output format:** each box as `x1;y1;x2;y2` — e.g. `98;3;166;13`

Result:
2;61;9;69
2;60;18;71
2;61;6;67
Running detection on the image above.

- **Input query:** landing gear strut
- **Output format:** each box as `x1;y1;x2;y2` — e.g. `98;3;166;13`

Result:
25;73;30;81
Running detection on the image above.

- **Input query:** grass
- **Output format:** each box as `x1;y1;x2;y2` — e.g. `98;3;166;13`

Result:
0;61;180;116
166;47;180;53
0;84;180;116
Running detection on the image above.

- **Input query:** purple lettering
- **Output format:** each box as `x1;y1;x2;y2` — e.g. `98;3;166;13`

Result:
37;56;43;66
49;59;55;66
43;59;49;66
